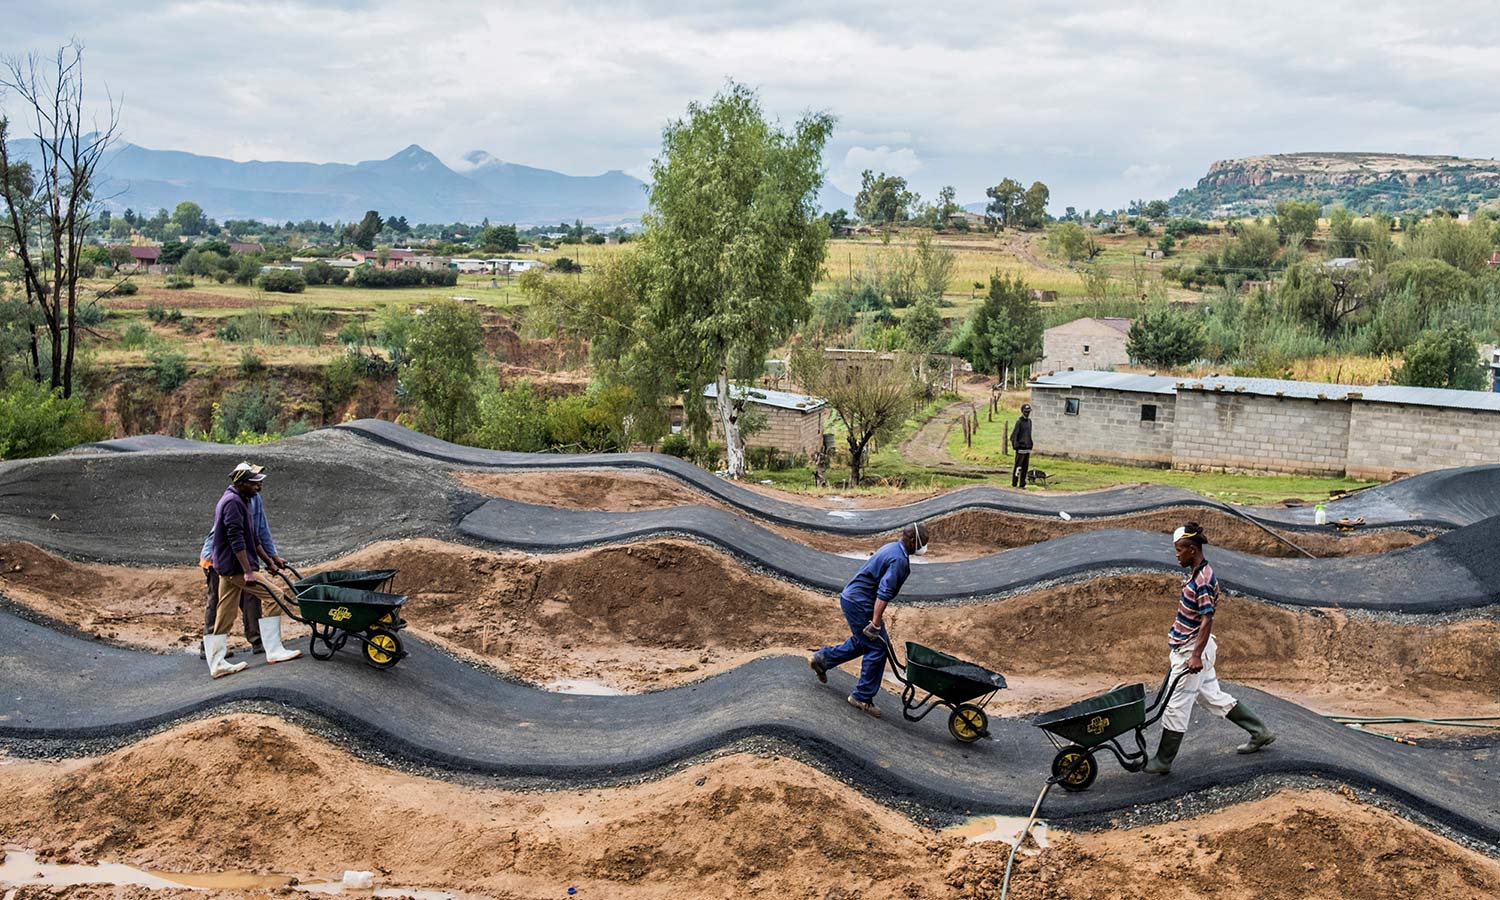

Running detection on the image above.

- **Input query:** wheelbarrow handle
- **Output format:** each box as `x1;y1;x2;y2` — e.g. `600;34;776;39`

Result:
1142;667;1192;727
874;631;910;682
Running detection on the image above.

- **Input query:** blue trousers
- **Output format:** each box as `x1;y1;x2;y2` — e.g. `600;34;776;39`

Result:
814;596;889;703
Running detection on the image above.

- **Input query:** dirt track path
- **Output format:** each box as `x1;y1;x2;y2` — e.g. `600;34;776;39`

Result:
899;399;1009;476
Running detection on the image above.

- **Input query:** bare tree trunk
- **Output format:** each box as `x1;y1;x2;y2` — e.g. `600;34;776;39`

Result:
715;367;746;478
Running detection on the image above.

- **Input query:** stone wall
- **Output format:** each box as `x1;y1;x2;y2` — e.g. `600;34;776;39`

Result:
1171;390;1350;475
1030;386;1176;466
709;403;825;456
1346;402;1500;479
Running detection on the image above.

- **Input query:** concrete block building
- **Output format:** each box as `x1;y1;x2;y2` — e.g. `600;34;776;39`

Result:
702;384;828;457
1037;317;1133;373
1028;370;1500;479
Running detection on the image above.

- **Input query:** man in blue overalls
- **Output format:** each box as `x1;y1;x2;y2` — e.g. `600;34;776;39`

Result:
810;522;930;717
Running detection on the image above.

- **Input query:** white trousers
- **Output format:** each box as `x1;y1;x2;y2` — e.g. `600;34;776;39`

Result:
1162;635;1238;733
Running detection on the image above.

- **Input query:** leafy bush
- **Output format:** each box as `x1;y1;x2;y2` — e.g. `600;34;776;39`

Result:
659;433;691;458
1126;305;1205;368
301;260;334;285
120;321;152;350
0;374;107;459
104;280;139;297
550;257;582;274
213;382;282;439
284;307;328;345
1395;326;1485;390
337;320;369;346
259;269;307;293
164;274;195;290
469;378;551;452
146;303;184;323
327;267;348;285
238;348;266;377
146;347;190;391
215;320;242;342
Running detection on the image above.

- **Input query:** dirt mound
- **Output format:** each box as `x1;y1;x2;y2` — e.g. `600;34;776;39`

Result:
7;540;1498;724
455;470;1425;559
5;716;1498;899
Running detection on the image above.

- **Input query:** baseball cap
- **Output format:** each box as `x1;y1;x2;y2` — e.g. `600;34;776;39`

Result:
230;462;267;483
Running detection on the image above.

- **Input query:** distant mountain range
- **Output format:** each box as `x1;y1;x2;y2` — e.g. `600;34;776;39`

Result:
6;139;856;227
1170;153;1500;217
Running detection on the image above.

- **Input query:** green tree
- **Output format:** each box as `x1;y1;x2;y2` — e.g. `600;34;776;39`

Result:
596;84;832;478
936;185;959;225
1017;181;1050;229
1274;200;1320;246
402;298;483;440
789;340;914;488
1046;222;1090;263
1126;305;1205;368
913;231;955;301
347;210;383;250
1395;326;1484;390
478;223;519;251
957;272;1042;377
985;178;1024;228
171;201;206;235
470;378;550;451
854;170;913;225
0;373;106;458
1143;200;1170;220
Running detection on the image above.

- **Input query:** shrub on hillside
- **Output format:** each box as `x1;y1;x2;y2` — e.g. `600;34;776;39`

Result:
0;375;107;459
164;274;195;290
259;269;307;294
103;280;139;297
146;347;190;391
214;382;282;439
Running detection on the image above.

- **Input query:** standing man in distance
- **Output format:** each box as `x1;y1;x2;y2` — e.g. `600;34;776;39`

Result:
810;522;930;717
198;462;287;659
1011;403;1034;488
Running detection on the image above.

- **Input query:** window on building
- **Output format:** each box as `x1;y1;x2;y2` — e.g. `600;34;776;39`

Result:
1082;344;1090;354
1141;403;1157;422
1064;398;1080;416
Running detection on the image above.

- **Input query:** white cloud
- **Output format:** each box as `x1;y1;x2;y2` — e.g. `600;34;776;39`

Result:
9;1;1500;211
832;146;924;193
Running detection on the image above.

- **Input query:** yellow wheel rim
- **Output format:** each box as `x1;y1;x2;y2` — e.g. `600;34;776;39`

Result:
1058;752;1091;786
954;709;985;739
366;634;396;664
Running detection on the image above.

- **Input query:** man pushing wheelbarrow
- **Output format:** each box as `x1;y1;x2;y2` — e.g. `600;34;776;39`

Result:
810;522;929;717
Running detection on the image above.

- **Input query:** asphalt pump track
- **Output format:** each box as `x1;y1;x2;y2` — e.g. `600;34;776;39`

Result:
4;606;1499;845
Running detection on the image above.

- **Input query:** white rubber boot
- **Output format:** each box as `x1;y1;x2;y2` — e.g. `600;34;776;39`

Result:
258;616;302;663
205;634;247;679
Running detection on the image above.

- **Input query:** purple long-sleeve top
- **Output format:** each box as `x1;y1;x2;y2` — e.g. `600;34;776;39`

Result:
210;487;261;576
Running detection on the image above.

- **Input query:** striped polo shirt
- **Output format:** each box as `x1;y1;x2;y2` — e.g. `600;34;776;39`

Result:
1168;561;1217;648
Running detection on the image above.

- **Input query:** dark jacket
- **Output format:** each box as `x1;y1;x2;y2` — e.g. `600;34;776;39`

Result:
211;487;260;576
1011;416;1033;452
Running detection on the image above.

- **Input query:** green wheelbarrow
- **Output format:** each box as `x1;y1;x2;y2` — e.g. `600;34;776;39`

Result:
1030;669;1188;791
879;635;1007;743
268;570;411;670
291;568;405;632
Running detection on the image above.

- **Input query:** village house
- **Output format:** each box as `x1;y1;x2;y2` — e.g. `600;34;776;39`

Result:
701;384;827;457
1036;317;1133;373
1028;369;1500;479
112;245;162;272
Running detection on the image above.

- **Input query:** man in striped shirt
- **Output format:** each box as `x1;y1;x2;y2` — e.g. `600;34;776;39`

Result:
1144;522;1276;775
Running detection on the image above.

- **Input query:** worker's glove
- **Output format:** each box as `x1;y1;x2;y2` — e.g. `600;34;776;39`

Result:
862;621;882;641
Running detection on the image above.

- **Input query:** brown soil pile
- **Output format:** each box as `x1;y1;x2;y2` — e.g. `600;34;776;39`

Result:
4;716;1497;900
455;470;1425;559
6;540;1497;725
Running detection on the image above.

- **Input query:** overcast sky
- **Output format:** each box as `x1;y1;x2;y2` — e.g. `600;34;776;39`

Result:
7;0;1500;211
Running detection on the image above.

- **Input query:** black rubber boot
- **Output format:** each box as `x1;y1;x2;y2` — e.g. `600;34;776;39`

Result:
1227;703;1276;753
1143;729;1184;774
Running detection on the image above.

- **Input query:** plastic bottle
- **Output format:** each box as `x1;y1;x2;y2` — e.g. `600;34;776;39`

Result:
1314;502;1327;526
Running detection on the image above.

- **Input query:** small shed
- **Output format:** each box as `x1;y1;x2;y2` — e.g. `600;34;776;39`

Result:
702;384;827;456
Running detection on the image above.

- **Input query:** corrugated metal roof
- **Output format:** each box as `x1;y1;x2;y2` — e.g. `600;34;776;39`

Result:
1029;371;1178;395
702;383;827;412
1030;370;1500;412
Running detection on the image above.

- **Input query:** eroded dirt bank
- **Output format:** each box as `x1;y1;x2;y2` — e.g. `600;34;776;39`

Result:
456;471;1427;559
4;539;1496;724
2;715;1497;900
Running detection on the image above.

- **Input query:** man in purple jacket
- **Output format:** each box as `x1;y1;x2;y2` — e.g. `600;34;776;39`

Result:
204;463;302;678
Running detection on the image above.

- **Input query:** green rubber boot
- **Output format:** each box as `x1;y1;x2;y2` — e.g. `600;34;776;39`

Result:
1227;703;1276;753
1143;729;1183;775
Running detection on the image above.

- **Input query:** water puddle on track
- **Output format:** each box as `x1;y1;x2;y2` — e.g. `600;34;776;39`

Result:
943;816;1051;854
0;848;454;898
546;678;627;695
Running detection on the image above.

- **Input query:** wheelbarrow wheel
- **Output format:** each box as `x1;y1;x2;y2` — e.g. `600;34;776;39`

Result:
948;704;989;743
308;624;336;660
362;627;403;670
1051;745;1098;792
